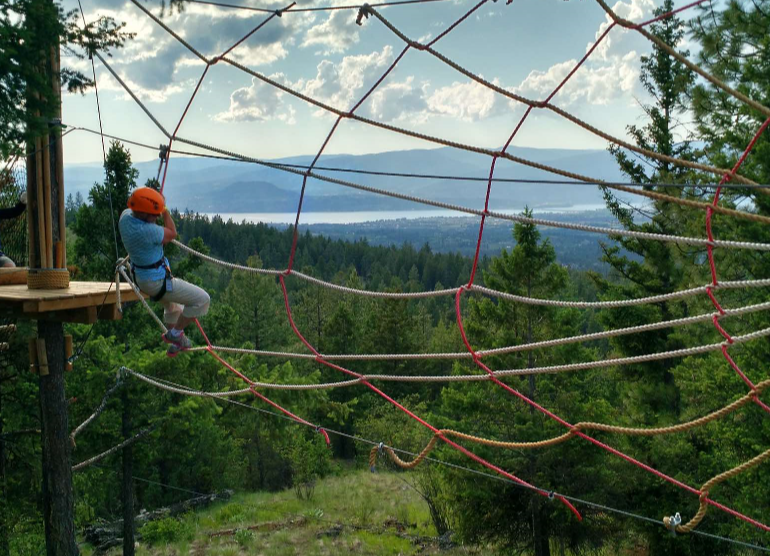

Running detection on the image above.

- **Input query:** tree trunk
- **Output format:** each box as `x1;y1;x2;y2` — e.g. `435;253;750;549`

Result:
531;502;550;556
38;320;78;556
121;388;134;556
526;282;549;556
0;376;9;556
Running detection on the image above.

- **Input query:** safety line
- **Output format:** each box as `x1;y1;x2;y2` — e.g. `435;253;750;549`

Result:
185;0;453;13
77;0;121;262
67;125;770;190
173;239;770;306
122;0;770;224
86;46;770;233
698;118;770;434
122;366;770;552
452;288;770;532
170;136;770;250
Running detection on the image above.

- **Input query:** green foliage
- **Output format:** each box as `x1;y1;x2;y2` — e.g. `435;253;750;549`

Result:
281;430;332;500
0;0;132;157
72;140;137;279
139;516;195;545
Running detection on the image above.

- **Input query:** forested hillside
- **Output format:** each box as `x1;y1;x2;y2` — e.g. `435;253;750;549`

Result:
2;0;770;554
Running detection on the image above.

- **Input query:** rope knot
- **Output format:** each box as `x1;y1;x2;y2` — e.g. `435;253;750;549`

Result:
209;56;221;66
356;4;371;26
274;8;283;16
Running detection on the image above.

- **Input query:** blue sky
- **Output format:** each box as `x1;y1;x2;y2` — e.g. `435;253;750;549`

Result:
61;0;697;165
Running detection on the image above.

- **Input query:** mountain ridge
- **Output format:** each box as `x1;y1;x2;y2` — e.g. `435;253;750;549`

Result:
64;145;628;212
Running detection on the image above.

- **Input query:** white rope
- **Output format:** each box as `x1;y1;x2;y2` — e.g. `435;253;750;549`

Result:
124;367;362;393
173;137;770;252
118;267;168;333
181;298;770;361
175;239;770;307
93;52;171;139
72;424;157;472
92;45;770;248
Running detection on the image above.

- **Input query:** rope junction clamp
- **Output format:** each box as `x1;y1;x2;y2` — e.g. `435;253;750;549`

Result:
665;512;682;536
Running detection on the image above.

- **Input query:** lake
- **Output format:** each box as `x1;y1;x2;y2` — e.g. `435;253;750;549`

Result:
202;204;608;225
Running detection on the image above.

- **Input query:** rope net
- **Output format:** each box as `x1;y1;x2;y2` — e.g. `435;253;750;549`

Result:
78;0;770;541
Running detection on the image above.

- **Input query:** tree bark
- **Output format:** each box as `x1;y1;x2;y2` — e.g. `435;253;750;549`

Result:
526;282;549;556
38;320;78;556
121;388;134;556
0;372;9;556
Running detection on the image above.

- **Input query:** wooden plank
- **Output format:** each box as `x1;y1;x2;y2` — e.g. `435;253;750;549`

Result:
42;132;53;266
99;304;123;322
35;135;47;267
0;269;28;286
0;283;142;316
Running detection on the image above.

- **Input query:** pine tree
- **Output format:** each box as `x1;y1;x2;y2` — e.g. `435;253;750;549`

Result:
72;140;136;280
440;213;612;555
0;0;131;157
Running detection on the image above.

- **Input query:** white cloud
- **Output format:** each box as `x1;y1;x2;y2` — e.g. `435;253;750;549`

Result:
368;77;430;122
426;79;501;121
590;0;655;61
214;75;296;123
298;46;394;111
513;51;639;107
301;10;360;54
79;3;295;103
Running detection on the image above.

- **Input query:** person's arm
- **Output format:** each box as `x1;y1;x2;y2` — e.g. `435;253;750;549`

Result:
160;207;177;245
0;192;27;220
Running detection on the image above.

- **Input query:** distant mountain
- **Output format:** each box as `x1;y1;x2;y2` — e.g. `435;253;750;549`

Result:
64;146;630;212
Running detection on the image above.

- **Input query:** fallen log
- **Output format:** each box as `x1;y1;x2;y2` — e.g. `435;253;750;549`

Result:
84;490;232;553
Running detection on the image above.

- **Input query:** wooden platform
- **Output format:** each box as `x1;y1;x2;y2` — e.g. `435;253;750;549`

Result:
0;281;144;323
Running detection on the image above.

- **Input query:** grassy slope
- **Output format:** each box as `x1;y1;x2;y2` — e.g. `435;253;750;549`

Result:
86;470;481;556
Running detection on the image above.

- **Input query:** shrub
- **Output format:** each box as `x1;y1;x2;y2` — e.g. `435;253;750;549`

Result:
139;516;194;545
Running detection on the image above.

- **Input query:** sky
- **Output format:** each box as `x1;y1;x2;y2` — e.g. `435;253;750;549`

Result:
60;0;702;165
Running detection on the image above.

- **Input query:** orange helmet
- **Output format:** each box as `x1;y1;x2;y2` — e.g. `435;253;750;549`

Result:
128;187;165;215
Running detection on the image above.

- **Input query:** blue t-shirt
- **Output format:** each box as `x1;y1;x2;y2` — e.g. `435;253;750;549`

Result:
119;209;166;282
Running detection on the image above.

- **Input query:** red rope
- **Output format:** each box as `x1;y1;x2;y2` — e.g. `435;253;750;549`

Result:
286;45;411;273
466;22;616;287
458;2;770;528
193;318;331;444
286;0;486;272
159;65;210;194
452;288;770;531
276;275;581;519
159;6;294;195
704;117;770;416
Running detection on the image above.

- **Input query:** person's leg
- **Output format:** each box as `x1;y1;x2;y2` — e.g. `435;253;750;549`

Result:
163;278;210;334
156;278;210;356
135;277;180;327
0;255;16;268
